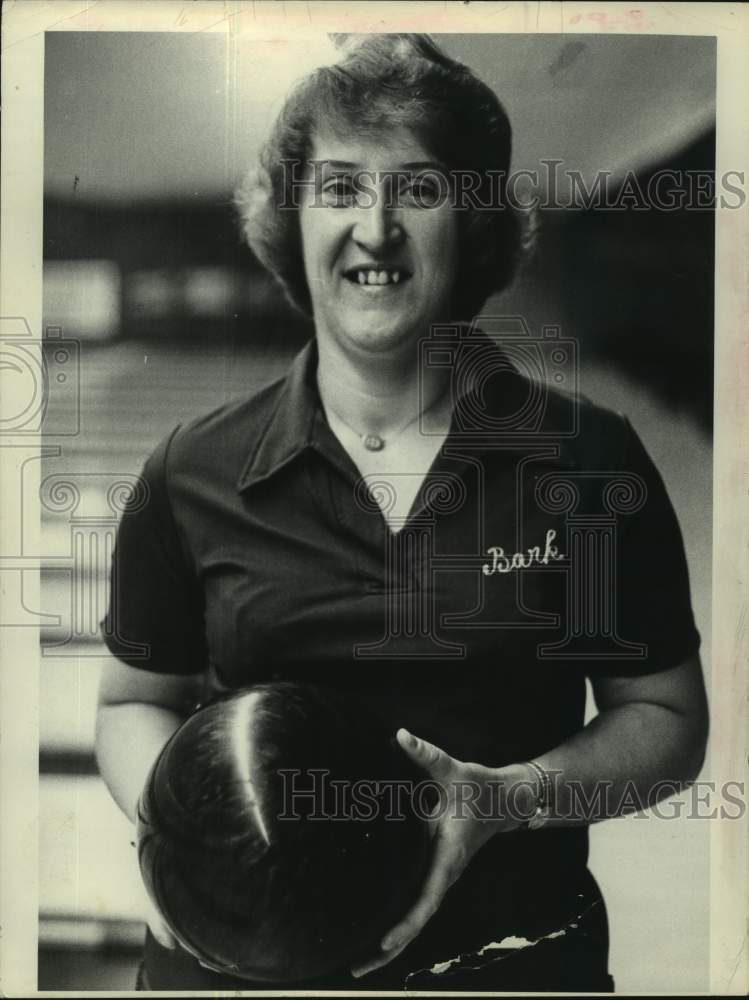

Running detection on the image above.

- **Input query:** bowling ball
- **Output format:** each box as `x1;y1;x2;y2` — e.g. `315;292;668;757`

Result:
136;682;431;982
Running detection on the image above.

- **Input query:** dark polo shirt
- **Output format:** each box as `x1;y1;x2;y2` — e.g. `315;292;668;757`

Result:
104;332;699;988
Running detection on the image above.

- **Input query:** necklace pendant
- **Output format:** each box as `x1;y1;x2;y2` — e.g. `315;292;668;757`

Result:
362;433;385;452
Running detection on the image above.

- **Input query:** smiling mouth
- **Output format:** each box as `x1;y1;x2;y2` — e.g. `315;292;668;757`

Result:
343;267;411;287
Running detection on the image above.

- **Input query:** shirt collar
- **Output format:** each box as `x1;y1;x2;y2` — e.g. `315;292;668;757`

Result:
236;330;566;493
236;339;320;492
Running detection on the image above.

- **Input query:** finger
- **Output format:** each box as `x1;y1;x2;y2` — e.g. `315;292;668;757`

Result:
351;936;411;978
350;831;464;979
396;728;454;781
148;915;176;950
379;835;460;953
144;898;176;950
351;835;458;977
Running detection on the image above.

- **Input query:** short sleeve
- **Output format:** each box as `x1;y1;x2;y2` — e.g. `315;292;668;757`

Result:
101;427;208;674
593;416;701;676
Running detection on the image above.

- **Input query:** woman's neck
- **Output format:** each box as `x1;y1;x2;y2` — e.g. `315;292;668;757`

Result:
315;336;451;438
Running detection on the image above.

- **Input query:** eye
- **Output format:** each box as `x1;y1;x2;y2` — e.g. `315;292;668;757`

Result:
400;174;446;208
322;177;356;207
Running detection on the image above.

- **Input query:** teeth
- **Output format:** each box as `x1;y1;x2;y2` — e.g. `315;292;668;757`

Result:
352;269;403;286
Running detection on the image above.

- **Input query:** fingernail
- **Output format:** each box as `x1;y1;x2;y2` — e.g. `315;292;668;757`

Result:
401;729;417;749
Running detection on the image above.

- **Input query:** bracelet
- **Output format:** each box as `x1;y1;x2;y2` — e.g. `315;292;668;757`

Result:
525;759;552;830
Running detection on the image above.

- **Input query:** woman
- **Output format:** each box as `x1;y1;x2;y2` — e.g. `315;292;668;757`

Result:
96;34;708;991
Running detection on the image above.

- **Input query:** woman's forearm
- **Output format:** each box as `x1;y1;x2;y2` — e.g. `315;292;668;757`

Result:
524;655;709;827
530;698;708;827
95;702;185;823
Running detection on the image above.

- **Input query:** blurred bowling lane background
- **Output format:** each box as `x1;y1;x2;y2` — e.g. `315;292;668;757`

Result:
39;33;714;991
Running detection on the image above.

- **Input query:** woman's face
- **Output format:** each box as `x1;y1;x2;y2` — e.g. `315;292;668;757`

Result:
298;126;459;360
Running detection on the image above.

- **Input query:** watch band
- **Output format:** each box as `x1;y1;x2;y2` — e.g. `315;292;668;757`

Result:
526;759;552;830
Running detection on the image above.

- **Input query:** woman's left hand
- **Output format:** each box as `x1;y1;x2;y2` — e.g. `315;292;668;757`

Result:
351;728;533;979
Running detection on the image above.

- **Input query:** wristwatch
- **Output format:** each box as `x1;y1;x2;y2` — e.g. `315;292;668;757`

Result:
526;759;552;830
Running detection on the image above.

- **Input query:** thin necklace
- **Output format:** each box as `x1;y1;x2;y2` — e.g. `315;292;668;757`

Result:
324;383;453;452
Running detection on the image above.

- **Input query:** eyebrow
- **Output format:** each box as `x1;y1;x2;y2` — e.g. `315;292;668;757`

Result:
402;161;448;172
321;159;447;173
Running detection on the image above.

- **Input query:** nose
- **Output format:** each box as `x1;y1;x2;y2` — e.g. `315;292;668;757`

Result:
352;202;404;254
